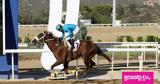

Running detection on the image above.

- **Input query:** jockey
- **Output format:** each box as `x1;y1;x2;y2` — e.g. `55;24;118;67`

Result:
56;23;79;52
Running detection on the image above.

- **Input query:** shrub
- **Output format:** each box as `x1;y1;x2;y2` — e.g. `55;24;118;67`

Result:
18;36;22;43
24;34;31;43
126;35;134;42
156;37;160;43
97;39;102;42
116;36;124;42
86;36;92;41
145;35;156;42
136;36;143;42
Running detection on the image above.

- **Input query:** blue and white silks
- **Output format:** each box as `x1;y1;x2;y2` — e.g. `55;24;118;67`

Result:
60;24;79;40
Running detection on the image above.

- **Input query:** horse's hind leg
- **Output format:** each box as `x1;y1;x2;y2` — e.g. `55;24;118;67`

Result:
82;57;90;77
90;59;96;69
76;57;90;78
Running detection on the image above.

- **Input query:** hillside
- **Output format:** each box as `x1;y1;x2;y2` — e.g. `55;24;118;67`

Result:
19;0;49;16
81;0;145;6
19;0;160;16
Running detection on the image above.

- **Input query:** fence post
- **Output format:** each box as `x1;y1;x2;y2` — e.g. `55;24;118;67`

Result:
156;46;158;68
111;51;115;72
76;59;79;80
95;54;99;66
111;51;115;79
139;51;143;71
143;46;146;60
127;46;129;68
11;53;14;80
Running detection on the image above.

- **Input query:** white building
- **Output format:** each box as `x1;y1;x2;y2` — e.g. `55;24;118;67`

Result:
144;0;158;7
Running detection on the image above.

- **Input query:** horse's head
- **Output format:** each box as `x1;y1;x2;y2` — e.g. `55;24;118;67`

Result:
32;31;58;46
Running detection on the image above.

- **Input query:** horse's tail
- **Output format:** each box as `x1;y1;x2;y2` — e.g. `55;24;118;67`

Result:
95;44;111;63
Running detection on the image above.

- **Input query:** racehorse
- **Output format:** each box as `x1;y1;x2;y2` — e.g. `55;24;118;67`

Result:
32;31;111;77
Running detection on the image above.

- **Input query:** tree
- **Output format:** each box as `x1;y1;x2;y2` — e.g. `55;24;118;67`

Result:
80;5;92;19
123;3;140;23
80;4;112;24
128;3;139;16
139;12;153;23
93;4;112;16
116;5;125;19
89;11;99;24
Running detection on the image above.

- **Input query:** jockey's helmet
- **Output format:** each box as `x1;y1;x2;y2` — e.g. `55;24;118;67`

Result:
56;24;63;31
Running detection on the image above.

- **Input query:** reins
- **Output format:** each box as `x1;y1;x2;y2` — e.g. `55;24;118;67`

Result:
35;32;56;43
44;38;55;42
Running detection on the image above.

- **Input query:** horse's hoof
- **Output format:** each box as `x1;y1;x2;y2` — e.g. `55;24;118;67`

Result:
51;66;53;70
61;69;65;71
65;71;69;74
75;70;80;79
51;73;57;78
89;66;93;69
82;72;87;78
61;69;69;74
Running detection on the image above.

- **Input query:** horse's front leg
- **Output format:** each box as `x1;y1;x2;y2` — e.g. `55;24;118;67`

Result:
61;52;70;74
50;61;63;78
61;61;69;74
51;61;63;70
83;59;90;77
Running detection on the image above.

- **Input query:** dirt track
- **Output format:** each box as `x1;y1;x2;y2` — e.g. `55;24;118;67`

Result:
0;80;122;84
0;80;159;84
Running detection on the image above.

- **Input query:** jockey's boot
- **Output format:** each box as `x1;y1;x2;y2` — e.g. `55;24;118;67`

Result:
67;39;75;52
67;39;75;59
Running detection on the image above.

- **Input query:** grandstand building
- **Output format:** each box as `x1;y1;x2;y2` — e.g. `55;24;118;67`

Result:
144;0;158;7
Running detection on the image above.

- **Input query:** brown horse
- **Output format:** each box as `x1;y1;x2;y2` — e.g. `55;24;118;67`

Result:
32;31;111;77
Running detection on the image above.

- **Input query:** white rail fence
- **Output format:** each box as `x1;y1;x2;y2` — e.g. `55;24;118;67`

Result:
85;23;159;27
6;42;160;80
18;23;159;28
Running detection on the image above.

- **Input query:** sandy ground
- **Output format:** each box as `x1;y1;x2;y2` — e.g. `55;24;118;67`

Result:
18;26;160;42
87;26;160;42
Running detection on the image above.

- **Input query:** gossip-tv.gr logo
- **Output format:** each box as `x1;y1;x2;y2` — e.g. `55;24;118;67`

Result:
122;72;153;84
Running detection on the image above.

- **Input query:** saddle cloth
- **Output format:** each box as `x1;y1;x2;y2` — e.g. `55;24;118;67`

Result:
73;39;80;51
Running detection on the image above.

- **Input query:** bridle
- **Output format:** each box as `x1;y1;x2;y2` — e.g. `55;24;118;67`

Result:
34;32;55;42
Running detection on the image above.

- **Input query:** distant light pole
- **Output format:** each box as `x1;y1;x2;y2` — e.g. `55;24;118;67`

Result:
112;0;116;27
